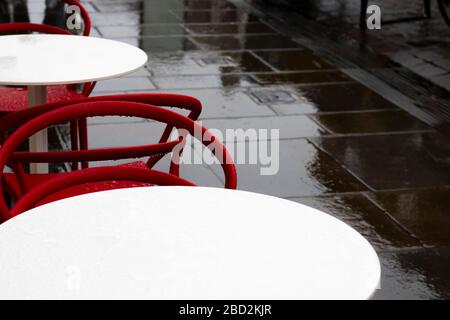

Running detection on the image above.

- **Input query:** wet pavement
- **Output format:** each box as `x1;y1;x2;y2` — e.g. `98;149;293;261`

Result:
2;0;450;299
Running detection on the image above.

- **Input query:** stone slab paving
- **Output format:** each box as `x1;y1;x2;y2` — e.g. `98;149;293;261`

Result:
86;0;450;299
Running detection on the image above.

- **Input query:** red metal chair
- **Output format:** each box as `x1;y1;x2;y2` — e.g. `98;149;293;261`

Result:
0;101;237;221
0;0;94;116
0;93;202;182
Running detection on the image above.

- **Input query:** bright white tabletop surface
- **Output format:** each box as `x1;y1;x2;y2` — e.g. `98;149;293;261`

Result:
0;34;148;86
0;187;380;300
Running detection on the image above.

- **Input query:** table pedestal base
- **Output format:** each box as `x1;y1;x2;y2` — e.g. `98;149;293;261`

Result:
28;86;48;174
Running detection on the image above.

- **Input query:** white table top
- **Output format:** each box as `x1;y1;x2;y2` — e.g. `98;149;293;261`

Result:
0;35;148;86
0;187;380;300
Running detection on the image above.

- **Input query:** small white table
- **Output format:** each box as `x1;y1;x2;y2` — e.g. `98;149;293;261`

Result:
0;34;148;173
0;187;380;300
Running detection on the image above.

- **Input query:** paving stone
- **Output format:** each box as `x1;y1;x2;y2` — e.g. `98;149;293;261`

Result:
93;77;156;93
163;88;275;119
294;194;420;250
205;139;367;198
174;10;260;23
151;74;258;89
311;132;450;190
249;89;297;104
410;63;448;78
252;71;353;85
185;22;278;35
390;51;425;68
371;188;450;246
312;110;431;134
192;35;301;51
252;49;336;71
147;51;273;76
201;115;327;141
271;83;397;115
90;12;151;26
181;0;237;10
432;74;450;91
98;24;187;37
374;248;450;299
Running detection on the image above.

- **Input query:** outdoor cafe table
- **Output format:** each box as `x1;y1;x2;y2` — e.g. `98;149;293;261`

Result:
0;34;148;173
0;187;381;300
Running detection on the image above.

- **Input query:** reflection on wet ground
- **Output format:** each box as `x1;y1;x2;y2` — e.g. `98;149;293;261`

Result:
2;0;450;299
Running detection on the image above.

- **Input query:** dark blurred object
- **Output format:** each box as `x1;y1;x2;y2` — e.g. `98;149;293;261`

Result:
43;0;65;29
0;0;65;27
258;0;321;19
0;0;30;23
257;0;447;28
438;0;450;26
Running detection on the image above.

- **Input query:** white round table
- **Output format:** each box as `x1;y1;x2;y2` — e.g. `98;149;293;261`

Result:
0;187;381;300
0;34;147;173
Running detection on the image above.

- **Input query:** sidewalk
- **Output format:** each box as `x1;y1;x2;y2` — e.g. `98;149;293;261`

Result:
58;0;450;299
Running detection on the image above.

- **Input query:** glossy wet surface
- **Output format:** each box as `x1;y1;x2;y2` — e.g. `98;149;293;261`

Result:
1;0;450;299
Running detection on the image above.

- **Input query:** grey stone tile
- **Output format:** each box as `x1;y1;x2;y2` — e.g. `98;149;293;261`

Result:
162;88;275;119
141;36;200;52
98;24;187;38
193;34;301;51
176;10;259;23
147;51;272;76
252;71;353;85
151;74;258;89
201;115;327;141
90;12;148;26
432;74;450;91
410;63;447;78
434;59;450;71
390;51;424;68
312;110;431;134
87;120;165;148
185;22;278;35
371;188;450;246
181;0;237;10
151;154;225;188
374;248;450;300
252;49;335;71
271;83;397;115
312;132;450;191
93;77;156;93
414;50;447;62
204;139;367;198
294;195;420;250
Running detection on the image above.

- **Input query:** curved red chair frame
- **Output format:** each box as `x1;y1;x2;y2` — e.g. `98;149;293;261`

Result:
11;167;196;216
0;101;237;221
0;93;202;169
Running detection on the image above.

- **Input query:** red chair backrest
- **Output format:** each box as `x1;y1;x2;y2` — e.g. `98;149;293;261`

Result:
0;0;91;36
0;93;203;170
0;101;237;219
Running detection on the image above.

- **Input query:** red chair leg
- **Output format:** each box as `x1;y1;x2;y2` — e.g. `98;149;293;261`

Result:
70;120;79;170
78;117;89;169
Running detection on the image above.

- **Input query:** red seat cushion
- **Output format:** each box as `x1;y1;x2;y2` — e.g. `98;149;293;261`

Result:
0;86;84;113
